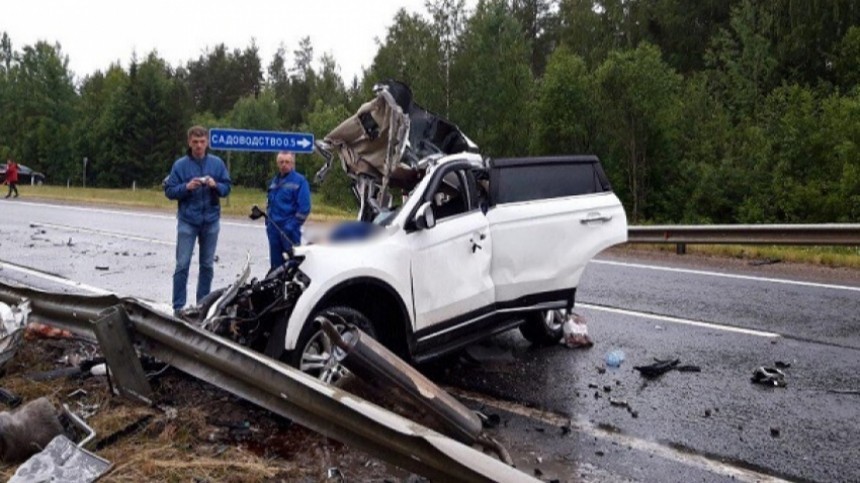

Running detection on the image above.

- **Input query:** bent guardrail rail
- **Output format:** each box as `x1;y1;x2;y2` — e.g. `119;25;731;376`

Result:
628;224;860;253
0;281;538;483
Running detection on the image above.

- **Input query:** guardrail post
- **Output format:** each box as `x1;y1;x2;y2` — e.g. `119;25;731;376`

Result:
676;243;686;255
92;305;153;403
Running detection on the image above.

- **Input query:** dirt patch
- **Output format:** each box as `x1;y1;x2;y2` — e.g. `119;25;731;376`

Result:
0;337;408;482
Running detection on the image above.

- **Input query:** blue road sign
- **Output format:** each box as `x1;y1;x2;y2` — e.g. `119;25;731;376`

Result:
209;128;315;153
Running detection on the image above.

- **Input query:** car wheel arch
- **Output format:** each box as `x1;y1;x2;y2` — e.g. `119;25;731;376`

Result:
309;277;413;359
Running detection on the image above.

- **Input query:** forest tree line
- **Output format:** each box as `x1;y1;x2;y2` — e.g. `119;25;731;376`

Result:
2;0;860;223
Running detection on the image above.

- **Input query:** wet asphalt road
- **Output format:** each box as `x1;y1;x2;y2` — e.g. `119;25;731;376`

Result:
1;199;859;482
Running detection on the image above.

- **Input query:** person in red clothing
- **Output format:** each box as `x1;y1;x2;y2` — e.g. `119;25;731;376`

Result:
4;158;19;199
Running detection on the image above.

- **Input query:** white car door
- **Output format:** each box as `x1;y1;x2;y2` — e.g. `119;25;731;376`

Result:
485;156;627;303
409;164;494;331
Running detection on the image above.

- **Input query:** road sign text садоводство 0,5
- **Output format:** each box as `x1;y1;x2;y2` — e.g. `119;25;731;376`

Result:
209;128;314;153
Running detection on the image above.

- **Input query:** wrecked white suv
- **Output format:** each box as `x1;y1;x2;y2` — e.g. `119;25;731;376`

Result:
196;82;627;382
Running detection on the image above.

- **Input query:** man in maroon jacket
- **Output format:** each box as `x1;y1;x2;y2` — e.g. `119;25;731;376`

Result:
4;159;18;199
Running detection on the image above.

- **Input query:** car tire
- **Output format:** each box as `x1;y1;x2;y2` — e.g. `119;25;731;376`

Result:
519;309;565;346
287;306;376;384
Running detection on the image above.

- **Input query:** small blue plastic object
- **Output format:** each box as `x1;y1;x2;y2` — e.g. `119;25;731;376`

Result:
605;349;625;368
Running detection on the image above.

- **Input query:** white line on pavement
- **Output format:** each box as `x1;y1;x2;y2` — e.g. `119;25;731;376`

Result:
592;259;860;293
32;221;175;246
578;302;781;338
451;389;791;483
12;200;260;228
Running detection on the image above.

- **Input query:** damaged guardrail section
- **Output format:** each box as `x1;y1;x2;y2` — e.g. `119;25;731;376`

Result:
0;281;538;482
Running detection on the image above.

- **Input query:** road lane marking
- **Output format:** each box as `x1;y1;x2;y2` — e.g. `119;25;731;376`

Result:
13;200;260;228
31;222;175;246
451;389;791;483
579;302;781;338
592;259;860;293
0;260;113;295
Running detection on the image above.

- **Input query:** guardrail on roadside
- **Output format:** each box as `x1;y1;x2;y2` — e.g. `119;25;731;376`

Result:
0;282;536;483
627;224;860;254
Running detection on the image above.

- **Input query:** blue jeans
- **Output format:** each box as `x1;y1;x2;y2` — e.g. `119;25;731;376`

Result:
173;219;220;310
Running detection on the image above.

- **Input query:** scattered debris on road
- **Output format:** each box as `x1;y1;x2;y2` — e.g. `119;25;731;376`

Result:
633;358;702;379
751;366;787;387
604;349;625;368
561;312;593;348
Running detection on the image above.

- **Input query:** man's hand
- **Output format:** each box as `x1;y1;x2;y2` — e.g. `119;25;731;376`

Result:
186;178;203;190
187;176;215;190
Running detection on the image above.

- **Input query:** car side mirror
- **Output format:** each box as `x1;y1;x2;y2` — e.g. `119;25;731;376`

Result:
414;201;436;230
249;205;265;220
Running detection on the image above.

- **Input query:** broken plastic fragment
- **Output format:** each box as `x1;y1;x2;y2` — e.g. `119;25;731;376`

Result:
634;358;679;378
562;312;593;348
751;366;787;387
634;358;701;378
604;349;625;368
0;300;29;370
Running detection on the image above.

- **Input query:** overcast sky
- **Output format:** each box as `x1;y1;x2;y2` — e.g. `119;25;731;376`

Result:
1;0;445;84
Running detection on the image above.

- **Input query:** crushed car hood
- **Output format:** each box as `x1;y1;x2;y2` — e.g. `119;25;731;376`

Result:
318;80;478;193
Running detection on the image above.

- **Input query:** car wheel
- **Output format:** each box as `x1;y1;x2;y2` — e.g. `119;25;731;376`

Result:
519;309;565;346
288;306;376;385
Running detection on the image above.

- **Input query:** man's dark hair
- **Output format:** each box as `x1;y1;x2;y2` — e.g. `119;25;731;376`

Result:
187;125;208;139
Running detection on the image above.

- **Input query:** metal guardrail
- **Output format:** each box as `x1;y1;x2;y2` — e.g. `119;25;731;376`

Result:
0;282;537;483
627;224;860;253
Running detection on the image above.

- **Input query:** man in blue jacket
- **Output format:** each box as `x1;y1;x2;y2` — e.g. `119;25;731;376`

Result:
267;151;311;269
164;126;231;315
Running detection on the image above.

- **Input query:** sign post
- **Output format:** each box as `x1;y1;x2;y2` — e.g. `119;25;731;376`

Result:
83;157;88;188
225;151;231;207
